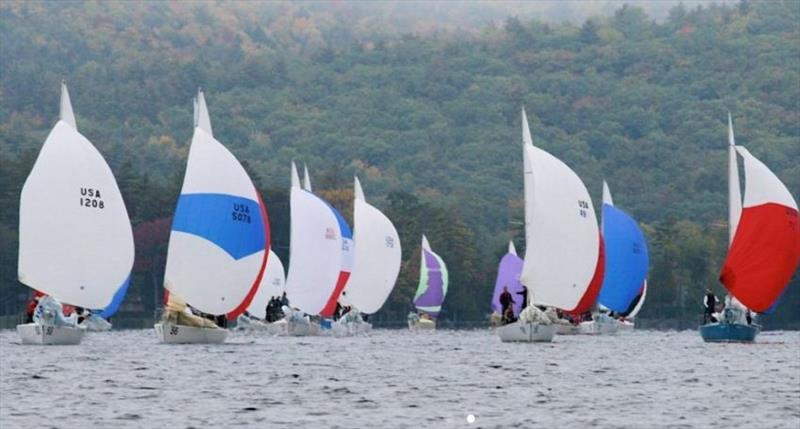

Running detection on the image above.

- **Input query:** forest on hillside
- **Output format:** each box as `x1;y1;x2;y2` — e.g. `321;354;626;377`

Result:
0;1;798;327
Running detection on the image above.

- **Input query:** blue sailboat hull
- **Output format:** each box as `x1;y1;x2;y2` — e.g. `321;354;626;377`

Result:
699;323;758;343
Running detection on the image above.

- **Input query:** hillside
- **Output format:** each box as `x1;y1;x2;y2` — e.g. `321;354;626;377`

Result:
1;1;798;326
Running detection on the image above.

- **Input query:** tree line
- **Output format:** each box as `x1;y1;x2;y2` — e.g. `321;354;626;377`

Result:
0;0;798;327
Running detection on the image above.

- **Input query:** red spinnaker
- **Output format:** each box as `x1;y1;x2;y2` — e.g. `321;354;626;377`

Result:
720;203;800;312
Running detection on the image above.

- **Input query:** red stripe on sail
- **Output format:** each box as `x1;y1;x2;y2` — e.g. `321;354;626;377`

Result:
720;203;800;312
320;271;351;318
567;234;606;315
227;191;271;320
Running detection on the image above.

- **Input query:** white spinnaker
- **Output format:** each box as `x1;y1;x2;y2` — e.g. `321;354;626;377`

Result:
164;92;266;315
285;162;343;315
345;177;402;314
519;108;600;311
735;146;798;210
246;250;286;319
627;280;647;319
18;83;134;309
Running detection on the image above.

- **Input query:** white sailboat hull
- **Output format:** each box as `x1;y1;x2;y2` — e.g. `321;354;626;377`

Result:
617;320;635;331
327;320;372;337
408;319;436;331
555;324;581;335
496;321;556;343
273;319;320;337
154;322;228;344
17;323;84;345
555;319;619;335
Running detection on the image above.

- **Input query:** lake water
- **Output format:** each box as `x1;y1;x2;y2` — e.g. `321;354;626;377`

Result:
1;328;798;428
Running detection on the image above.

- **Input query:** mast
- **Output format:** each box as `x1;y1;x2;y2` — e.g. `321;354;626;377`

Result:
520;107;534;308
728;113;742;247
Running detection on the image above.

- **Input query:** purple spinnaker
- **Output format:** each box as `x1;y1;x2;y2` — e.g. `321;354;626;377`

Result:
413;250;444;312
491;252;524;316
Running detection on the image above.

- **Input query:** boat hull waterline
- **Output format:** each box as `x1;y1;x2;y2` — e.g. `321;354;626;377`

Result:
154;322;228;344
497;321;557;343
699;323;758;343
17;323;84;345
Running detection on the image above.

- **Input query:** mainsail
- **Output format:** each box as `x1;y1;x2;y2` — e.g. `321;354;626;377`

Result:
719;116;800;312
519;108;604;313
245;250;286;319
597;181;649;314
344;177;402;314
18;83;134;309
491;241;525;315
285;162;344;315
413;235;449;316
163;91;270;317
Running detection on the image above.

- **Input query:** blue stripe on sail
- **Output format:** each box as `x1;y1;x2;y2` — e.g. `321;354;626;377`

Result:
331;207;352;239
98;273;131;318
311;190;353;239
598;204;650;313
172;193;265;260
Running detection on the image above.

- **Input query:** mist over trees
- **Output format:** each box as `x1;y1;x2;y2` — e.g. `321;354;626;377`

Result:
1;0;797;327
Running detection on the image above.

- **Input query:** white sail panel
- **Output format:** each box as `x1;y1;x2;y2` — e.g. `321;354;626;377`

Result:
520;132;599;311
246;250;286;319
285;165;343;315
18;86;134;309
627;281;647;319
735;146;798;210
508;240;517;256
345;177;402;314
164;92;267;315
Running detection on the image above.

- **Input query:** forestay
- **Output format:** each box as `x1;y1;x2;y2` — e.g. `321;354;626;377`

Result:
598;181;649;314
285;162;343;315
344;177;402;314
413;235;449;316
519;108;603;313
18;83;134;309
164;91;269;316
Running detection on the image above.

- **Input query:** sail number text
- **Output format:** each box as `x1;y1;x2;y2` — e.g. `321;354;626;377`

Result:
232;203;251;223
578;200;589;218
79;187;105;209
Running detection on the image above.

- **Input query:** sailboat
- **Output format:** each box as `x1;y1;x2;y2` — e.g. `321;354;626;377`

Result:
596;181;649;332
304;165;356;324
155;90;270;344
496;108;603;342
17;83;135;345
699;114;800;342
490;241;524;326
335;176;402;334
235;249;285;331
409;235;448;330
282;162;344;336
